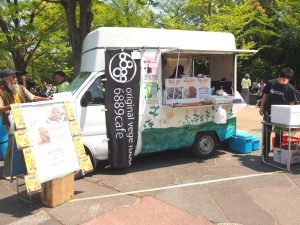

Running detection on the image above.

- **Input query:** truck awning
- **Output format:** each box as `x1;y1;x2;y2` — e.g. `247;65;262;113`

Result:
162;49;258;56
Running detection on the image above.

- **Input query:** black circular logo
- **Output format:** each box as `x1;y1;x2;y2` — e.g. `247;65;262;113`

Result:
109;52;137;83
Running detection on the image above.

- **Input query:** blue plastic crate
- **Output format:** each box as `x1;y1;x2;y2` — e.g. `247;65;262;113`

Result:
229;132;253;153
252;135;261;151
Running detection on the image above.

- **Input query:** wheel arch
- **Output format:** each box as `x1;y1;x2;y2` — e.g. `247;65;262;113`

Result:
191;130;220;158
83;144;97;168
193;130;221;146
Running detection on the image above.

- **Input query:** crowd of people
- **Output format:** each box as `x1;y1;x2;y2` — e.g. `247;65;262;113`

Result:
240;71;299;106
14;70;70;97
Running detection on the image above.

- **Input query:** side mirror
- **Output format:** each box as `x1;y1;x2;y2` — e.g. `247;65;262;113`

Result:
81;91;92;107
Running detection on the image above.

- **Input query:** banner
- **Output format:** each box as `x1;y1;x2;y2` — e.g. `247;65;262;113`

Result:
105;50;140;168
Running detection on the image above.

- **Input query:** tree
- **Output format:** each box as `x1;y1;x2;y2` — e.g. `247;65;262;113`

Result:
0;0;65;72
152;0;236;29
274;0;300;84
94;0;157;28
202;0;277;79
46;0;93;76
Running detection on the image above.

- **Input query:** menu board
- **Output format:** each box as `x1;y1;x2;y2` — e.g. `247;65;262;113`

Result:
165;77;211;104
144;50;160;105
13;101;81;183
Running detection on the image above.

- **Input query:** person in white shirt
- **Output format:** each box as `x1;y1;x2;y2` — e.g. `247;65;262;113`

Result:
241;73;251;104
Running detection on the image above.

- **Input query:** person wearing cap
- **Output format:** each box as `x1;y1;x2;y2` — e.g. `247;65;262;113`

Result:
241;73;252;104
259;68;297;159
0;69;51;181
169;65;185;79
53;71;69;93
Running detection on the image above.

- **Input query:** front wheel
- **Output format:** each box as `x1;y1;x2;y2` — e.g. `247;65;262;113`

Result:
191;133;218;158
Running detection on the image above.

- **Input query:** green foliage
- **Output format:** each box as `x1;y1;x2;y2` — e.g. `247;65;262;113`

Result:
0;0;299;87
0;0;71;84
94;0;158;28
201;0;289;81
203;1;275;50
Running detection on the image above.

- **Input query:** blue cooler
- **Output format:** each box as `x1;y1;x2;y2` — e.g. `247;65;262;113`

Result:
229;132;253;153
0;125;9;160
252;135;261;151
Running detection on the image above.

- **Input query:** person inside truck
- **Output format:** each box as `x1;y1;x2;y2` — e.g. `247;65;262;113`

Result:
259;68;297;159
169;65;185;79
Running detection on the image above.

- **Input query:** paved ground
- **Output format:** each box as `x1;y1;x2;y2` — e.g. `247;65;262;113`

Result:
1;106;300;225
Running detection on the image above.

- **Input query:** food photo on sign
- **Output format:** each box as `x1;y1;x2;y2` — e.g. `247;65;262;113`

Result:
47;106;66;123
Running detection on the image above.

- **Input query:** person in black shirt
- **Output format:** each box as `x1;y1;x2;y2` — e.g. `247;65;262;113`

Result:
259;68;297;158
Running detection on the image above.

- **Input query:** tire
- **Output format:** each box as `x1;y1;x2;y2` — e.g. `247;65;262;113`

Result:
191;132;218;158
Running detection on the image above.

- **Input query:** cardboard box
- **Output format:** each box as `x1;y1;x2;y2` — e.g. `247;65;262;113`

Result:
271;105;300;125
273;147;300;165
41;173;74;208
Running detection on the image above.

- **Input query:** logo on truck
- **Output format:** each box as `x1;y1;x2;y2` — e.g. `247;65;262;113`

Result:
109;52;137;83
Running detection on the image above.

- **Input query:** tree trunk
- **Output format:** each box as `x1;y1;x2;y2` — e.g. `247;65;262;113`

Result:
61;0;93;77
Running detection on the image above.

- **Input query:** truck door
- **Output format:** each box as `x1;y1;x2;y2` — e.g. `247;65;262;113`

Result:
79;76;108;158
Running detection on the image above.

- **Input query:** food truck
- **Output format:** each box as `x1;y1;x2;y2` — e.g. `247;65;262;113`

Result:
65;27;257;168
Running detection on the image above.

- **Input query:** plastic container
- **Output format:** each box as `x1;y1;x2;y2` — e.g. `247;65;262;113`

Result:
229;132;253;153
272;135;300;150
271;105;300;125
0;141;8;160
252;135;261;151
0;125;9;160
0;125;8;143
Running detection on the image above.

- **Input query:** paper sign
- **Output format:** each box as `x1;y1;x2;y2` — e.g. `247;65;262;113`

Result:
23;147;37;174
53;92;72;101
64;101;75;121
73;136;87;159
131;51;141;59
14;130;31;148
11;104;26;129
24;174;42;194
69;121;82;136
80;155;94;174
165;78;211;104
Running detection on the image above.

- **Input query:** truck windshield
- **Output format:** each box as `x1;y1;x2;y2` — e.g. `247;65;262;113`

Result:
66;72;91;94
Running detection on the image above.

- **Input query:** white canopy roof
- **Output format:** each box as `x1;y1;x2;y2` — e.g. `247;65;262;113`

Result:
82;27;257;54
80;27;257;72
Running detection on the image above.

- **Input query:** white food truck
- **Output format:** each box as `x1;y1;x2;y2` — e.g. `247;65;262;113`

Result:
64;27;256;168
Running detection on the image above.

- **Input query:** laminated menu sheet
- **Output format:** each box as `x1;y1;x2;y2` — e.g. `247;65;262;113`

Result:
165;77;211;104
